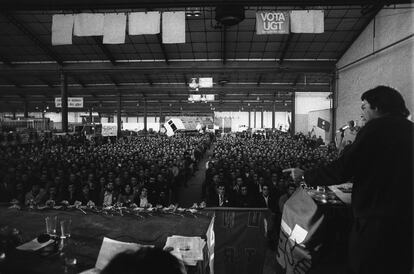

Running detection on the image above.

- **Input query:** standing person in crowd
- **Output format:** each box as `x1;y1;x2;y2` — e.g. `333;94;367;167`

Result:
283;86;413;274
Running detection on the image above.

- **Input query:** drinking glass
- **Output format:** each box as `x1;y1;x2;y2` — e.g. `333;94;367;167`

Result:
60;219;72;239
45;216;58;237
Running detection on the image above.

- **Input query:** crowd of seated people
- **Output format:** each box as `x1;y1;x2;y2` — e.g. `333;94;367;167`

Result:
0;133;212;209
203;131;338;212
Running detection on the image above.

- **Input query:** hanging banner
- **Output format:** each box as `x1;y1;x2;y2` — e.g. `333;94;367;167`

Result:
55;97;84;108
290;10;324;33
256;11;289;35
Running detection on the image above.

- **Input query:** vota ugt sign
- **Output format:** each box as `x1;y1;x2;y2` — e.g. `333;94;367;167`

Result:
256;11;289;34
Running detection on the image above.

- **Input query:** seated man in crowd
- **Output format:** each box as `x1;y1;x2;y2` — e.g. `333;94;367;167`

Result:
278;183;297;213
233;184;256;208
207;183;231;207
256;184;276;212
100;182;118;207
25;183;46;206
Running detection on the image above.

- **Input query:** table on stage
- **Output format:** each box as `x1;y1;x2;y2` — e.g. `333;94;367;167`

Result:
0;207;212;274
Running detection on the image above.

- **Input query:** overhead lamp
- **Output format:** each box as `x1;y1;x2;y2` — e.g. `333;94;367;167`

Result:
186;7;202;17
189;78;199;90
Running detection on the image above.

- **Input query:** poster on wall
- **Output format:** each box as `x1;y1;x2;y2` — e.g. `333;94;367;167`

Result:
101;123;118;136
165;116;213;131
55;97;84;108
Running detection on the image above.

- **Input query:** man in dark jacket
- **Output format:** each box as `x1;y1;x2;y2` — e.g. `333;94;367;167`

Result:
207;183;232;207
284;86;413;274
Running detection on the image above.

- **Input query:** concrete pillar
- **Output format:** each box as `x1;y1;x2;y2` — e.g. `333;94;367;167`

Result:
89;108;93;124
272;100;275;130
144;99;148;133
331;76;336;142
248;110;251;128
24;100;28;119
291;92;295;136
117;92;122;137
261;108;264;128
60;72;68;133
253;109;256;128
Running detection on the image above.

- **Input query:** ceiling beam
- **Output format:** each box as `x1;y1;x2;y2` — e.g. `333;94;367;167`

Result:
108;75;120;87
292;73;301;86
38;77;54;88
93;37;117;65
145;74;153;86
0;76;21;87
156;34;170;65
0;53;13;67
221;25;227;65
69;74;86;87
0;60;336;75
0;83;329;94
279;33;293;65
0;0;407;10
256;74;263;86
2;12;64;66
337;4;384;61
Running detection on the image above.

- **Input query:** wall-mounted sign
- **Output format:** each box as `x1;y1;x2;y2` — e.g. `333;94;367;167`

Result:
55;97;84;108
256;11;289;35
101;123;118;136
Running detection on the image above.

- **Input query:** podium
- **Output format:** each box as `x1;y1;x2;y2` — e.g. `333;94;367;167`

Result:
204;207;269;274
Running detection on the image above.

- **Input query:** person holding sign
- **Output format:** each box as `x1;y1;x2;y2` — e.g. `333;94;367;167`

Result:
283;86;413;274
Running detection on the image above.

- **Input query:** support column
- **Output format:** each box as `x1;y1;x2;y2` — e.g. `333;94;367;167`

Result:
117;92;122;137
253;109;256;128
331;75;337;143
159;106;164;127
24;100;28;119
261;107;264;129
60;72;68;133
89;108;93;124
291;92;296;136
272;100;275;130
143;99;148;133
12;110;16;120
248;109;251;129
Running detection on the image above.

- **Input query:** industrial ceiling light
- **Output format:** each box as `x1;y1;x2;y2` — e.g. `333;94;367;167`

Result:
215;5;245;26
186;7;202;17
189;77;198;90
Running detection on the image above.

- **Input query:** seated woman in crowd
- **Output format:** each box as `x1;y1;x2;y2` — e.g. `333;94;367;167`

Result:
134;186;152;208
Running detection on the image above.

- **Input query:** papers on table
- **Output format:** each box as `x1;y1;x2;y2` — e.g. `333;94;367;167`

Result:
164;235;206;266
95;237;153;269
16;238;54;251
79;237;153;274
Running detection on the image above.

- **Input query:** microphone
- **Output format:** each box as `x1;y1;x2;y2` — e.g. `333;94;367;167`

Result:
337;120;355;133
